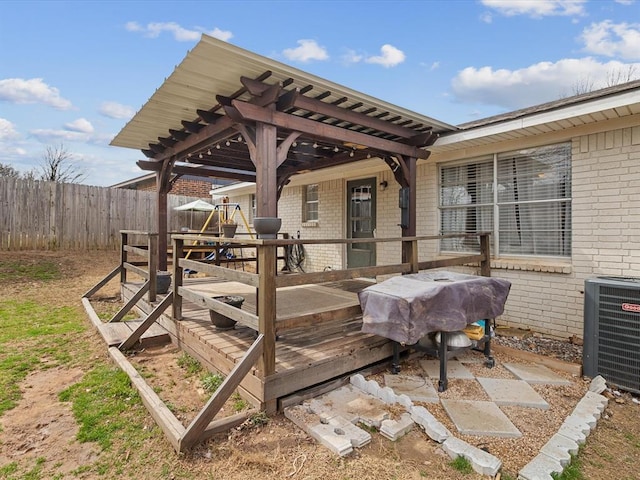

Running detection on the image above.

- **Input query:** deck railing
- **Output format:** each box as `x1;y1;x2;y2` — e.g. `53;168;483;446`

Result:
170;232;492;379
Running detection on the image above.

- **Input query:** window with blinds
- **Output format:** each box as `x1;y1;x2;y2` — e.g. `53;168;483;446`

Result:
303;184;319;222
439;143;571;257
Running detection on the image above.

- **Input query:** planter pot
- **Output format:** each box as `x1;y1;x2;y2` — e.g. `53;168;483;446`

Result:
156;271;172;294
222;223;238;238
253;217;282;239
209;295;244;330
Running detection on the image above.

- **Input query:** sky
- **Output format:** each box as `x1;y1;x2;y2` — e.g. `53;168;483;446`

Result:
1;0;639;187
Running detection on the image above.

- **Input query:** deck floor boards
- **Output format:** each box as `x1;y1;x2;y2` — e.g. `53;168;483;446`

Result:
121;276;393;405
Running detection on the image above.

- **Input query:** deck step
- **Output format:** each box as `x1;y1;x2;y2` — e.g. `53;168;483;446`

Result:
98;319;170;347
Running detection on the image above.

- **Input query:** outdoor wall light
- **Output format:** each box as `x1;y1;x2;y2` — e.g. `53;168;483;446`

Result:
379;180;388;190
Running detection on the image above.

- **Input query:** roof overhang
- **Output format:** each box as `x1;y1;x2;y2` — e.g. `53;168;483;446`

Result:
432;80;640;155
111;34;458;184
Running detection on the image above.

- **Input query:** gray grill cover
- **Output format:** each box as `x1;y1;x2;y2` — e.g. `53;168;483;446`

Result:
358;271;511;344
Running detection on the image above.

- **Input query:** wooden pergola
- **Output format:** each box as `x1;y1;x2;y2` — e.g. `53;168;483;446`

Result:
111;34;457;270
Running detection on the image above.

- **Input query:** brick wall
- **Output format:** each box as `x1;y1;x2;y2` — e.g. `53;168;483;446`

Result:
133;178;213;197
487;126;640;338
226;123;640;339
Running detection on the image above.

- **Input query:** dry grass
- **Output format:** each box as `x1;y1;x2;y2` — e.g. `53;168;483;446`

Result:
0;249;638;480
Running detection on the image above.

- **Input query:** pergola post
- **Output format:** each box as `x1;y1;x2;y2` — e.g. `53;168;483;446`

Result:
254;122;279;218
156;171;170;272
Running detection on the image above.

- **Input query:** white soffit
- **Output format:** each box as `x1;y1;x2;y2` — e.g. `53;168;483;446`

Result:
111;34;456;151
433;88;640;153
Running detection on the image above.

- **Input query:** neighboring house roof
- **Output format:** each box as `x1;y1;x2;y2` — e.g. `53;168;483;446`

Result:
110;173;156;189
433;79;640;154
111;172;231;189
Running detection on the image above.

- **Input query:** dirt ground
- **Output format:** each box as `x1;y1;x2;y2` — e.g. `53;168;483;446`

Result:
1;250;639;480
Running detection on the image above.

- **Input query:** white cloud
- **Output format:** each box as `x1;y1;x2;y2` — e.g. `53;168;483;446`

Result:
581;20;640;61
30;126;112;146
0;78;73;110
451;57;640;110
480;12;493;23
30;128;87;143
341;49;364;65
614;0;634;5
64;118;94;134
0;118;19;140
480;0;586;18
125;21;232;42
365;44;406;68
99;101;136;119
282;40;329;63
430;61;441;71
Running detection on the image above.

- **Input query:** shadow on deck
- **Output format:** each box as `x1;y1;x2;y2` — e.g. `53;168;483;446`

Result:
122;277;394;410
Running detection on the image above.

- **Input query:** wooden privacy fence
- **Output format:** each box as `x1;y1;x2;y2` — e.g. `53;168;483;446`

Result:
0;177;210;250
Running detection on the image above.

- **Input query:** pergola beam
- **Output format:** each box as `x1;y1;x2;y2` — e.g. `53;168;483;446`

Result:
231;100;429;159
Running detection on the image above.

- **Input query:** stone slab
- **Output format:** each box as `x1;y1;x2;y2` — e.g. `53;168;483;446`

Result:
308;384;389;428
503;363;571;385
380;412;414;441
442;436;502;476
518;452;564;480
410;405;451;443
454;351;489;364
419;359;475;380
477;377;549;409
441;399;522;438
383;374;439;403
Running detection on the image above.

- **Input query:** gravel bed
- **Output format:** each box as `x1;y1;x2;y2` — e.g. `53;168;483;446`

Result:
493;329;583;364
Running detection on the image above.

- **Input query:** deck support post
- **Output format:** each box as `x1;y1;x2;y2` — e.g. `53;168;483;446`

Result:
179;334;264;451
480;233;491;277
391;155;418;270
172;236;184;320
257;244;276;377
148;233;158;302
120;232;128;283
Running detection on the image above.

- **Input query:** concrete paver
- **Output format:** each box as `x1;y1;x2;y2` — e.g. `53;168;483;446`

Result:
380;412;414;441
503;363;571;385
441;399;522;438
477;377;549;409
442;436;502;476
309;385;389;428
287;357;610;480
419;358;475;380
383;374;439;403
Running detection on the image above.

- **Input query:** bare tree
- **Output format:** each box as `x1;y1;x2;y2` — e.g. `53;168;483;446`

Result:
0;162;21;178
39;143;86;183
606;65;639;87
571;76;596;96
570;66;640;97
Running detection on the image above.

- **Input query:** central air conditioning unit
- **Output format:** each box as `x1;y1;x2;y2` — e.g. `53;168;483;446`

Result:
583;277;640;394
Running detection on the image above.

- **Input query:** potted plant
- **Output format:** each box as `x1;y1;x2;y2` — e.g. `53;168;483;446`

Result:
221;219;238;238
156;270;172;294
209;295;244;330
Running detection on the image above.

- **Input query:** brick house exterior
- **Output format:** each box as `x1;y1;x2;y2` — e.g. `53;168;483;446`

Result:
216;81;640;341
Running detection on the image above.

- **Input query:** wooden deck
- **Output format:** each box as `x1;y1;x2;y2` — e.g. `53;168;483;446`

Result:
121;277;394;410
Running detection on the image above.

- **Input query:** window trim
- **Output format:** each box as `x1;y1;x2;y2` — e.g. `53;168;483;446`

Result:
438;143;572;259
303;184;319;223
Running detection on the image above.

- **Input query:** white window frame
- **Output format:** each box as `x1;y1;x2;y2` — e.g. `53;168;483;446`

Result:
438;143;572;259
303;184;319;222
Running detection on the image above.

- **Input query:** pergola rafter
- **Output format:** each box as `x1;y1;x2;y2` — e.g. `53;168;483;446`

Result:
111;35;456;269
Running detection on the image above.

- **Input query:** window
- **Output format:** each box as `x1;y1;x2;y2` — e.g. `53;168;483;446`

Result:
249;194;256;223
303;184;319;222
439;143;571;257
